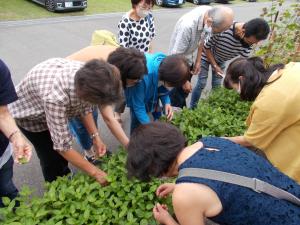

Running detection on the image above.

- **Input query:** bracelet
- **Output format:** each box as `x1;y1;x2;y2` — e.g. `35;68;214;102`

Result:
213;64;217;68
90;132;99;139
8;130;19;142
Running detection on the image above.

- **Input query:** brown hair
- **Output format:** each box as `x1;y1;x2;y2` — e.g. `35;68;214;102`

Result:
159;54;191;88
224;57;284;101
127;122;187;181
131;0;155;8
107;47;147;88
75;59;122;106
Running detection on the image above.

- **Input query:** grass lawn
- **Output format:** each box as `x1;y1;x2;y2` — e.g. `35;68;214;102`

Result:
0;0;268;21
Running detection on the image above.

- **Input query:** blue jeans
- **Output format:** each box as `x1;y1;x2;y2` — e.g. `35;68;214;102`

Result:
69;109;98;151
0;156;18;207
190;60;225;109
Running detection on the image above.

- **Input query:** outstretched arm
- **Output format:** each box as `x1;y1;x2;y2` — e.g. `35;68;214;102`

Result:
99;105;129;147
0;105;32;163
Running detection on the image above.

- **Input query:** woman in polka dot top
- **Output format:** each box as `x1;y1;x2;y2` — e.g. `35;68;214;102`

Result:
118;0;155;53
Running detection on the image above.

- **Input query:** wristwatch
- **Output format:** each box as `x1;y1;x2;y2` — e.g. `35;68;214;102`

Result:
90;132;99;139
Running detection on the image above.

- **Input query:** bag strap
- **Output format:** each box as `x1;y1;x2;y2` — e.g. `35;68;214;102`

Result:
178;168;300;206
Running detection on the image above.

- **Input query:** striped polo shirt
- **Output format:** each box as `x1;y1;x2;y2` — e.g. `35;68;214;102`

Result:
202;23;252;64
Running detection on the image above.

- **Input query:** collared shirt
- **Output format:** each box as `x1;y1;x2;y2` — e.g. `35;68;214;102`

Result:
168;6;211;65
9;58;93;151
203;23;252;64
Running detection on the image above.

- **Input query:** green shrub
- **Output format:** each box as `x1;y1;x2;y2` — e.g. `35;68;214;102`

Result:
255;0;300;65
0;150;171;225
171;88;251;144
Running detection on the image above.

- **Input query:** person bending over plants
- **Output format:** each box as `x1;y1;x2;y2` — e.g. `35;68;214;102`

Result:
68;46;190;134
108;48;191;132
126;122;300;225
224;57;300;183
9;58;122;185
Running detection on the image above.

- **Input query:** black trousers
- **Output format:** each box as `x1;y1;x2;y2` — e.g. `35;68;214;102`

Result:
19;128;70;182
0;157;18;207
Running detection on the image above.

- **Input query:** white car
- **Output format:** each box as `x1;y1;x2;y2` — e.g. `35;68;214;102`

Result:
30;0;87;12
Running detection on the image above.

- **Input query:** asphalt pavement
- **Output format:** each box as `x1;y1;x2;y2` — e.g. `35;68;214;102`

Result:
0;2;271;196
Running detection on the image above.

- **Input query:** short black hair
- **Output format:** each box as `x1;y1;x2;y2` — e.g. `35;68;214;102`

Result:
107;47;147;88
224;57;284;101
127;122;187;181
244;18;270;41
131;0;155;7
75;59;122;105
158;54;190;88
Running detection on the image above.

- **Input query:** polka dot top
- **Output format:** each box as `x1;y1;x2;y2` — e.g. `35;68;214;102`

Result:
118;12;155;52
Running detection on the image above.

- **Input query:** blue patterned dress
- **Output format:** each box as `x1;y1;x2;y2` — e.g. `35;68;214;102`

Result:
176;137;300;225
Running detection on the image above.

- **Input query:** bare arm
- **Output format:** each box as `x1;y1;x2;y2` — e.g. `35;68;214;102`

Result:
206;49;223;76
59;149;107;185
148;42;153;53
224;136;253;147
172;183;222;225
0;105;32;163
99;105;129;147
191;41;204;75
66;45;117;62
81;111;107;156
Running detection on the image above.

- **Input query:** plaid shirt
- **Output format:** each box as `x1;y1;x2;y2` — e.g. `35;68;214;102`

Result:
9;58;93;151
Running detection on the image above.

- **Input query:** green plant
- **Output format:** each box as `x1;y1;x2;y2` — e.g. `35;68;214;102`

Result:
0;89;250;224
0;150;172;225
170;88;251;144
255;0;300;65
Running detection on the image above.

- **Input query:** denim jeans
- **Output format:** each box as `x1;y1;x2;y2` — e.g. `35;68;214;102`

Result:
190;60;225;109
0;156;18;207
69;109;98;152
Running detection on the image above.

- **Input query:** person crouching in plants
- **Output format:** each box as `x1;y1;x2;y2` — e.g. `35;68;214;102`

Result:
108;48;191;132
223;57;300;183
126;122;300;225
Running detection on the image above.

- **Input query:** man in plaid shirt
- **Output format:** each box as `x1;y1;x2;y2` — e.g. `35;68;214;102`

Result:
9;58;122;185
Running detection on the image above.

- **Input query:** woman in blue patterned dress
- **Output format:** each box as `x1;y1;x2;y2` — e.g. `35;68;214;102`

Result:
126;122;300;225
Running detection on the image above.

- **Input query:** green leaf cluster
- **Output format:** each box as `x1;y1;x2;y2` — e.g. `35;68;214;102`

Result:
0;150;172;225
0;88;249;224
255;0;300;65
170;88;251;144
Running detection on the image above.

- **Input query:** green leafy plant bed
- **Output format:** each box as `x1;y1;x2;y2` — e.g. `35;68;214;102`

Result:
171;88;251;144
0;88;250;224
0;150;171;225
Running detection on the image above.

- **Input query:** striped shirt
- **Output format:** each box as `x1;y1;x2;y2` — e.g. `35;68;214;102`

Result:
8;58;93;151
203;24;252;64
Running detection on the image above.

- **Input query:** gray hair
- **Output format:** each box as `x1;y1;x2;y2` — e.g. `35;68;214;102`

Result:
208;6;233;29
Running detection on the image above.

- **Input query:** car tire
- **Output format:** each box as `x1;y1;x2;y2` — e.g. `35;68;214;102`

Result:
45;0;56;12
193;0;200;4
155;0;164;6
